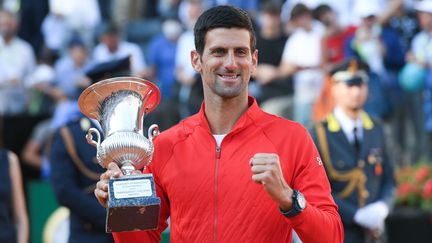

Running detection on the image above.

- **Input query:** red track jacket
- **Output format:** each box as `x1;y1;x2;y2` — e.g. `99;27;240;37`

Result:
113;97;343;242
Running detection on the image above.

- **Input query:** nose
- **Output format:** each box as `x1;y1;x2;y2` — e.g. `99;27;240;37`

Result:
224;52;238;71
349;85;363;95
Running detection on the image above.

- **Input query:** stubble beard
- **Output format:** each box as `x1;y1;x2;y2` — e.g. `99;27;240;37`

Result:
213;78;244;99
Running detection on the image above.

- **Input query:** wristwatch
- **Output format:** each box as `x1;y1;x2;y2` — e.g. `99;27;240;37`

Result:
280;190;306;218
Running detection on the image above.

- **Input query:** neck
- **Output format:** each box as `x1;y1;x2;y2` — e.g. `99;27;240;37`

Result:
204;94;249;134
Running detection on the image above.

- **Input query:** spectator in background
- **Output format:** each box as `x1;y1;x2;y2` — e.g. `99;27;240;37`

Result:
146;18;183;130
0;10;36;116
147;18;182;100
93;23;147;77
42;0;101;54
21;119;53;181
54;38;93;101
0;149;29;243
311;4;356;122
17;0;49;57
313;4;357;72
346;0;405;108
281;0;359;30
310;59;395;243
381;0;419;51
278;3;324;127
41;11;71;55
50;37;93;130
147;19;183;130
45;0;101;49
252;2;292;119
409;0;432;162
26;48;60;116
175;0;204;119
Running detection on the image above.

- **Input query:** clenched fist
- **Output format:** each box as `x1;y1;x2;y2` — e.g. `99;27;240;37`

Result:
250;153;294;211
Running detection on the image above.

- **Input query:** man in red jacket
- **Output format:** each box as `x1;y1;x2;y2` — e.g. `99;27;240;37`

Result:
95;5;343;242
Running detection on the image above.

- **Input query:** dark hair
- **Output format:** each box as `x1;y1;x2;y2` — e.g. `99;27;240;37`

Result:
100;22;120;37
194;5;256;55
290;3;311;20
261;2;282;16
312;4;332;21
68;35;86;48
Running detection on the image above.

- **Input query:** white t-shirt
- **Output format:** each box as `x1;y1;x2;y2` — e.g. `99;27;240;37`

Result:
0;37;35;114
281;21;324;103
213;134;227;147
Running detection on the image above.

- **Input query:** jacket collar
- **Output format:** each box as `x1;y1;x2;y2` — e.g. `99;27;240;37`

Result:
194;96;263;135
326;110;374;133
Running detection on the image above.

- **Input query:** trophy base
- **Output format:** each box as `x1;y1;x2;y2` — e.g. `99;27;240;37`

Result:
106;174;161;232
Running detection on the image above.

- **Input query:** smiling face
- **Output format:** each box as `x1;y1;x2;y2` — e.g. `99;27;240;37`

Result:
191;28;257;99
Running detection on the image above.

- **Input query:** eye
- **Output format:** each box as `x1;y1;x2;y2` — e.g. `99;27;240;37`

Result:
236;48;248;56
211;48;225;56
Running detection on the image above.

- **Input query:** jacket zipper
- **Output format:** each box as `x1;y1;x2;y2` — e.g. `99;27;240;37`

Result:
213;146;221;243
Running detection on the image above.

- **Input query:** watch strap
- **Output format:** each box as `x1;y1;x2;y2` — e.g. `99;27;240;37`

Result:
280;190;305;218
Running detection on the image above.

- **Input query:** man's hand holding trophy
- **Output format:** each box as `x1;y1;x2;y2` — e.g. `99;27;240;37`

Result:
78;77;161;232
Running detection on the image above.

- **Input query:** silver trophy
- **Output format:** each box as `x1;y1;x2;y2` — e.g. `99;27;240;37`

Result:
78;77;161;232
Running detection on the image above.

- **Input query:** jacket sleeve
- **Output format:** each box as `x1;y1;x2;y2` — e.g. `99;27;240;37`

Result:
49;128;106;229
286;127;344;243
112;163;170;243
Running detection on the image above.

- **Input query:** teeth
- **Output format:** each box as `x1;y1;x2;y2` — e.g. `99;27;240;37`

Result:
221;75;237;79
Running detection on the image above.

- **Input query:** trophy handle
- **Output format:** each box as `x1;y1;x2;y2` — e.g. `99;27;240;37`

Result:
86;128;101;147
148;124;160;141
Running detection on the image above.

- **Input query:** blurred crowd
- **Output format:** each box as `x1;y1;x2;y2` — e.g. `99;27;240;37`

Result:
1;0;432;241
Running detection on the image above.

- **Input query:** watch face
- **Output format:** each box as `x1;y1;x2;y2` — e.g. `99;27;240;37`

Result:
297;192;306;209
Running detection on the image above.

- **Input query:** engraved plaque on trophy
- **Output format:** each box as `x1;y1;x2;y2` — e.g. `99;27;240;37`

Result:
78;77;161;232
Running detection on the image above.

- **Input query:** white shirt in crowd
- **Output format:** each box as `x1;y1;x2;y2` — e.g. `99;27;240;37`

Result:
175;30;197;81
0;36;36;115
411;30;432;67
282;21;324;104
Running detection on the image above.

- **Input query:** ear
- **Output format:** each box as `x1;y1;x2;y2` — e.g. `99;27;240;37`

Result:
191;50;202;73
251;49;258;75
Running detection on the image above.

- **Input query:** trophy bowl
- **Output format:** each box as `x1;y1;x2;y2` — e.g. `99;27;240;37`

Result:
78;77;162;232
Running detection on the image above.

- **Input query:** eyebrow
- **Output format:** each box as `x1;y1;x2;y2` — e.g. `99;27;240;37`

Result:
208;46;250;52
